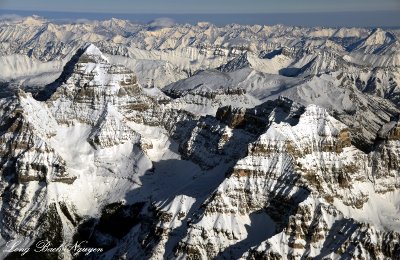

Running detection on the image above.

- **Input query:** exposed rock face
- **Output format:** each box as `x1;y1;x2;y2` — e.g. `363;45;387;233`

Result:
370;121;400;193
247;198;400;259
46;44;151;125
388;122;400;140
88;105;141;149
172;105;370;258
130;100;398;260
0;92;71;184
0;45;156;259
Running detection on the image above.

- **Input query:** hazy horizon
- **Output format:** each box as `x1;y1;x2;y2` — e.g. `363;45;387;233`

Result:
1;9;400;28
1;0;399;27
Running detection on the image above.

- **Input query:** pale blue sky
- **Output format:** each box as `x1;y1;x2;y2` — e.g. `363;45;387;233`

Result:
0;0;399;14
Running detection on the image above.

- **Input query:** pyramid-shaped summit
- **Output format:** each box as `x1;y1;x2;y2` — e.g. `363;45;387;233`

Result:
78;43;109;64
35;44;114;101
42;42;152;125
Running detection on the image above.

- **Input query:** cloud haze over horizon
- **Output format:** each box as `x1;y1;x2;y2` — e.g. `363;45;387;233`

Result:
0;0;399;27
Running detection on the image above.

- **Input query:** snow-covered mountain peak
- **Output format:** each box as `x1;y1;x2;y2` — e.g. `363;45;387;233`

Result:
299;104;340;123
53;43;136;92
79;43;109;63
21;15;46;26
349;27;398;55
102;17;130;28
196;21;212;28
364;28;393;46
259;104;345;145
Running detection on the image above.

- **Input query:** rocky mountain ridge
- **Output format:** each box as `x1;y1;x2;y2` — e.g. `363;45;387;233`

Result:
0;17;399;259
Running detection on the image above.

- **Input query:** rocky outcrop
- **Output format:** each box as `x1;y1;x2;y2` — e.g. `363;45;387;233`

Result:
247;197;400;259
0;45;156;259
171;104;400;259
46;44;153;125
0;93;72;184
88;105;141;149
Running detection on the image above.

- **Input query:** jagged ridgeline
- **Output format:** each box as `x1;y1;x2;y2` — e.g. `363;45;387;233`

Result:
0;16;399;259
